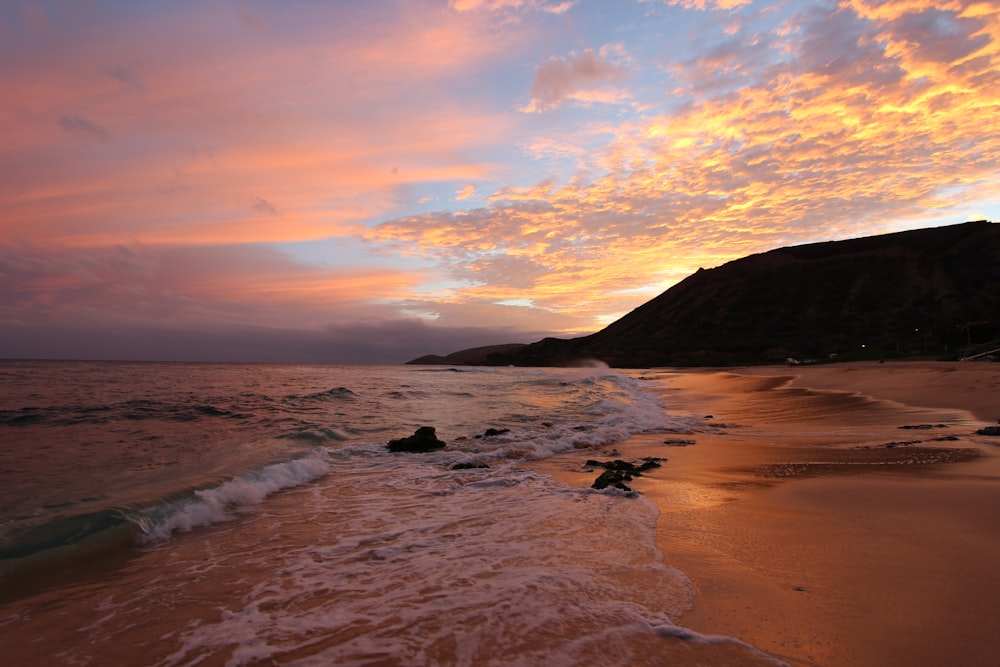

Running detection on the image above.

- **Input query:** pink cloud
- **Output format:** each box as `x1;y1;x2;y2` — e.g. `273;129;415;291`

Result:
657;0;752;10
0;241;425;332
0;2;521;248
450;0;526;11
449;0;572;14
526;48;630;112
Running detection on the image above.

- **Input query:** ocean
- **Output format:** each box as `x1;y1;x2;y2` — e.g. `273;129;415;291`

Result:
0;360;776;666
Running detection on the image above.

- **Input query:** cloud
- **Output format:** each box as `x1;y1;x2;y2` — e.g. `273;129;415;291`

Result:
1;2;521;247
449;0;573;13
239;5;265;30
104;66;146;92
0;317;542;364
542;2;576;13
0;241;425;332
367;199;709;329
3;0;999;360
450;0;512;11
671;31;778;96
526;48;629;112
656;0;752;10
0;237;570;362
58;114;110;143
368;0;1000;331
251;196;279;216
885;7;991;67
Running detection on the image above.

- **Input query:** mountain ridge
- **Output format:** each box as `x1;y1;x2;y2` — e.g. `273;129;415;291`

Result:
408;221;1000;367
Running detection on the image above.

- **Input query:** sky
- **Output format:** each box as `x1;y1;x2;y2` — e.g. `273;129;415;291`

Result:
2;0;998;363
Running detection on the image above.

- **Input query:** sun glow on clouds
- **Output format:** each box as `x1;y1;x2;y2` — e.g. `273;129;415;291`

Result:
370;0;1000;334
2;0;999;361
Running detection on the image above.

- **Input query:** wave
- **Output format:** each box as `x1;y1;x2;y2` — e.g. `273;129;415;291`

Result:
0;367;672;584
413;366;500;373
292;387;357;402
0;400;254;428
283;425;355;444
0;508;132;562
133;449;332;541
0;449;333;573
365;371;673;465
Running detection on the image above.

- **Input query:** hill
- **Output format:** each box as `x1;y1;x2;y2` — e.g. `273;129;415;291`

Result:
410;221;1000;367
407;343;528;366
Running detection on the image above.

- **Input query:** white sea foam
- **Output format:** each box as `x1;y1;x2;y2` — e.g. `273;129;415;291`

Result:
120;368;672;545
136;449;331;541
2;363;784;666
156;464;718;666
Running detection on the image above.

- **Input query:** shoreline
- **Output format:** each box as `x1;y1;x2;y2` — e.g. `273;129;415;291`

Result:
735;359;1000;422
532;360;1000;666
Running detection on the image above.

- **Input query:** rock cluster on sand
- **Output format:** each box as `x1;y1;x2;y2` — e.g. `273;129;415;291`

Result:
387;426;446;452
586;458;663;492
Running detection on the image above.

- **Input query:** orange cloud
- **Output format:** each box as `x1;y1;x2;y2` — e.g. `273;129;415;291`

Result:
369;0;1000;334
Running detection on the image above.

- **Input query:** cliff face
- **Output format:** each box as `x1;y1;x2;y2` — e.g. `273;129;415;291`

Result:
489;221;1000;367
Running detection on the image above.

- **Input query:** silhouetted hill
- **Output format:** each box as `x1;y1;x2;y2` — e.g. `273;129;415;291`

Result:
407;343;528;365
411;221;1000;367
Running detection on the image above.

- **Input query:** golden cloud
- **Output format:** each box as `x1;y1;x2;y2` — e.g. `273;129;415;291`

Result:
370;0;1000;334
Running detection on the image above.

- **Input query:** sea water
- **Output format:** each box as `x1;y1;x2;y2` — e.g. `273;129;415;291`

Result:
0;361;776;666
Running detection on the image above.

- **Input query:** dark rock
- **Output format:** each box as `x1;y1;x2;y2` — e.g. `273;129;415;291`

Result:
592;469;633;491
663;438;696;446
483;428;510;437
587;459;625;470
899;424;948;430
975;426;1000;436
587;458;664;491
451;462;489;470
387;426;446;452
587;457;664;472
636;457;663;472
884;440;920;448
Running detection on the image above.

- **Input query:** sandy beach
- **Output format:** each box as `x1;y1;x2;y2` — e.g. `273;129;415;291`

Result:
533;361;1000;666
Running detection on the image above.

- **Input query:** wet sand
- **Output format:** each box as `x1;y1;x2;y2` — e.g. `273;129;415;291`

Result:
739;360;1000;422
534;361;1000;666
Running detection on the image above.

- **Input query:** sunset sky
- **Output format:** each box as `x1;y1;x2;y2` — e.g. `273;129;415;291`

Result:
2;0;998;362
